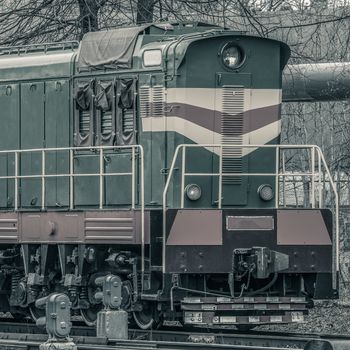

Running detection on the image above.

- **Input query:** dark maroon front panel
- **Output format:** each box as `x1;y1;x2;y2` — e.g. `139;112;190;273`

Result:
165;208;333;274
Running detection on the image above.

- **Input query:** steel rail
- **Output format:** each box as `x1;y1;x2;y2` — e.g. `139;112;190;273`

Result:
0;320;349;350
0;320;350;350
0;332;304;350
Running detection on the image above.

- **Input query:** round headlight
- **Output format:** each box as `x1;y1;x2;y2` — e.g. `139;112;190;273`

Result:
258;184;274;201
185;184;202;201
222;44;243;69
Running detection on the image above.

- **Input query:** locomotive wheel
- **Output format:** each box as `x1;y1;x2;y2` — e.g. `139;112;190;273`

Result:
132;302;159;330
29;304;45;322
80;305;102;326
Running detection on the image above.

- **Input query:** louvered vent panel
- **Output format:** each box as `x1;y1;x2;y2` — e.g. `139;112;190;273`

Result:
79;111;90;134
152;85;164;117
139;86;150;118
101;112;112;136
139;85;164;118
123;110;134;133
221;86;244;185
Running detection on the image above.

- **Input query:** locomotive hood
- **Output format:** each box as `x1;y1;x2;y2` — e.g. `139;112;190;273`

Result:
167;32;290;72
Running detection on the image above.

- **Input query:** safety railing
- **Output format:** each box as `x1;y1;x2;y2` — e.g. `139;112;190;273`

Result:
162;144;339;288
0;144;146;285
0;145;143;211
0;41;79;56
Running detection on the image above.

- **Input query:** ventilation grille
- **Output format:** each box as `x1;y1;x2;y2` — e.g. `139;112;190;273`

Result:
122;110;134;133
139;85;164;118
79;111;90;135
139;86;150;118
221;86;244;185
101;112;112;136
152;85;164;117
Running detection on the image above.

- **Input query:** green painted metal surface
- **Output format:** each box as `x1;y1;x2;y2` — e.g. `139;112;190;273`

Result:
105;152;133;206
0;26;289;210
215;72;250;206
45;80;70;207
20;81;45;208
164;35;287;89
74;153;99;206
0;52;75;82
0;84;20;207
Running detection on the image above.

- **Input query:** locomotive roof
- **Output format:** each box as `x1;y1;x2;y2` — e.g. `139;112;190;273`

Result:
77;22;290;71
0;22;290;81
76;22;229;70
0;43;76;81
0;52;75;81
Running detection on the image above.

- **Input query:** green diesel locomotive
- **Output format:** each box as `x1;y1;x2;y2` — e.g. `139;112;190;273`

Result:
0;22;338;329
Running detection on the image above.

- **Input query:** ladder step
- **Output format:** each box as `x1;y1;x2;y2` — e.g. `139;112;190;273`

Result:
150;265;162;272
181;296;307;325
184;312;305;325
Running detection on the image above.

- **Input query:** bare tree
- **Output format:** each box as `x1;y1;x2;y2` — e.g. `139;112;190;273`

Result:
77;0;107;37
136;0;154;23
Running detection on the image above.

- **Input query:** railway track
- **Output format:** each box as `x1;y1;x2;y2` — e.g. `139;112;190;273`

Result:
0;319;347;350
0;333;300;350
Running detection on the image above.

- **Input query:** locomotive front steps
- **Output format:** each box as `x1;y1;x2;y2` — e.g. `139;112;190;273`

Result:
182;296;307;326
150;265;163;271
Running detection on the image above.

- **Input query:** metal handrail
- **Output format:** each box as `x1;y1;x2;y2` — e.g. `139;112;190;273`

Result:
162;144;339;289
0;41;79;56
0;145;143;210
0;144;147;289
2;145;145;268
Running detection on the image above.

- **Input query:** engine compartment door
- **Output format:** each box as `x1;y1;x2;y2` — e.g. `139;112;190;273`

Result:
214;73;251;206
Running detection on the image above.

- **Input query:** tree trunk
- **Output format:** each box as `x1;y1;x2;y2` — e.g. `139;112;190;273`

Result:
136;0;154;24
78;0;99;38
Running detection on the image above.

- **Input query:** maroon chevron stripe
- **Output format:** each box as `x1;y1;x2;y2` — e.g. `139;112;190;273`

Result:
164;103;281;134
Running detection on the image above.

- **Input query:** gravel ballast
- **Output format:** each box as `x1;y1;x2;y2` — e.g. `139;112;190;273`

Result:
257;301;350;335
